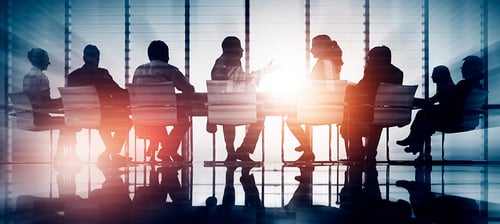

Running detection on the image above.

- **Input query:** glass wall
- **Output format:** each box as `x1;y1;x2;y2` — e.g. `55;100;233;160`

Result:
3;0;500;163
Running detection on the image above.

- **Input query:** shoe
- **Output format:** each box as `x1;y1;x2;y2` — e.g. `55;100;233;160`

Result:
235;152;253;162
396;137;413;146
235;147;254;162
296;152;315;162
295;144;312;152
395;180;416;191
294;146;303;152
404;144;423;155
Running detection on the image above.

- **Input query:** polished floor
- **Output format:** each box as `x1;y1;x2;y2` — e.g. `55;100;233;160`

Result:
1;156;500;223
2;116;500;223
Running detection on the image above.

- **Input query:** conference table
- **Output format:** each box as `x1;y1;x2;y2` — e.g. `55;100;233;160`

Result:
175;92;297;117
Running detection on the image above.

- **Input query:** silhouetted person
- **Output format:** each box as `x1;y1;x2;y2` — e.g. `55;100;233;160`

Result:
67;44;132;164
397;65;455;160
209;36;273;162
340;164;412;223
341;45;404;165
22;48;76;162
396;165;482;223
396;56;485;162
286;34;344;162
133;40;195;162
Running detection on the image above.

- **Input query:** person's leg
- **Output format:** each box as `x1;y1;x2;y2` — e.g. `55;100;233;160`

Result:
222;125;236;161
341;123;365;163
109;124;132;162
98;129;114;162
286;119;310;151
364;126;383;165
235;116;265;161
286;116;314;161
163;121;190;161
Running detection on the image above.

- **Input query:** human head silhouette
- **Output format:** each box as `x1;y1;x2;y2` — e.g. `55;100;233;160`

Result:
461;55;484;81
83;44;100;66
27;48;50;70
221;36;243;57
148;40;169;63
311;34;342;62
431;65;452;84
367;45;391;64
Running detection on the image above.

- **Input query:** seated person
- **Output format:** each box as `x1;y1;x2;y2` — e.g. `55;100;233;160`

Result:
341;46;403;165
132;40;195;162
208;36;274;162
67;45;132;164
396;56;485;162
397;65;455;157
286;34;344;162
22;48;76;161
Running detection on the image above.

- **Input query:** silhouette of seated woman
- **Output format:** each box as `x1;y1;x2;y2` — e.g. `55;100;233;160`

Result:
286;34;344;162
22;48;76;161
397;65;455;158
341;45;403;165
396;56;485;162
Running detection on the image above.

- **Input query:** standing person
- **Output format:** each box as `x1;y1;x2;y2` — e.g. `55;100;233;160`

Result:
67;44;132;164
22;48;76;161
133;40;195;162
396;56;485;161
209;36;272;162
341;45;404;165
286;34;344;162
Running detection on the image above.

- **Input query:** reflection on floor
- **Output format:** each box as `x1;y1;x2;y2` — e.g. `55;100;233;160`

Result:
1;158;500;223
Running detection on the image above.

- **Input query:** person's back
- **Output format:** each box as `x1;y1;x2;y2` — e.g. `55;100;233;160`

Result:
67;44;131;164
23;48;60;110
351;46;403;105
342;45;403;164
132;40;194;162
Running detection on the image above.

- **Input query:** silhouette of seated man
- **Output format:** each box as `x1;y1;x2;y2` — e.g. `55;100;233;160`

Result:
208;36;274;162
341;45;403;165
22;48;76;161
396;56;486;162
396;165;481;223
133;40;195;163
67;44;132;164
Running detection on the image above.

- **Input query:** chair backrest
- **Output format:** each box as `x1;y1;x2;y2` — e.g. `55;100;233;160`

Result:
296;80;348;125
206;80;257;125
372;83;418;127
58;85;101;128
127;82;178;126
452;87;488;132
9;92;37;130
